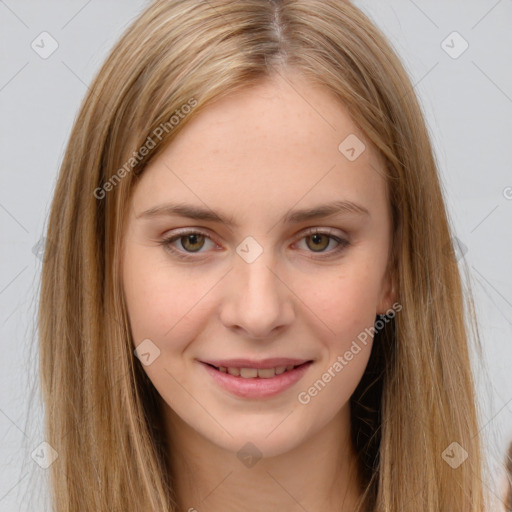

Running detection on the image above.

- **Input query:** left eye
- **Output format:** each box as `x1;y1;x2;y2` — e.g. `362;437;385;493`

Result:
296;230;344;253
159;228;349;259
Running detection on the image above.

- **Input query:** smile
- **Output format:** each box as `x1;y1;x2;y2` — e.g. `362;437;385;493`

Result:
209;363;304;378
200;360;313;399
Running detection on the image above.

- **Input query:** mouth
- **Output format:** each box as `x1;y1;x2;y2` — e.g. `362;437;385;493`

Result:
204;362;311;379
199;359;314;399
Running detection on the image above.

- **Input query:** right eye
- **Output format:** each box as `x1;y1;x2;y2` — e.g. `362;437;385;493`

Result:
159;229;219;260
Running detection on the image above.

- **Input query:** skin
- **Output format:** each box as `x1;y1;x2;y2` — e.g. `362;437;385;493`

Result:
122;69;396;512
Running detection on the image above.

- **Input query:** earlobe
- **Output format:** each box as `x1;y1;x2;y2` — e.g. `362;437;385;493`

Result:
377;273;397;315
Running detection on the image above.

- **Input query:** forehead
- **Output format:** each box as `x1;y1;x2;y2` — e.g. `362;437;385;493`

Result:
131;72;388;224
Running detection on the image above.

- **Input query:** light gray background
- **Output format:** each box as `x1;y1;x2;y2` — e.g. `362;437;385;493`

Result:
1;1;511;510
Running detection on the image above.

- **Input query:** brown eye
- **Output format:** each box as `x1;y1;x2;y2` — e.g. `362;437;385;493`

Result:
305;233;331;252
159;229;218;260
295;228;350;259
179;233;206;252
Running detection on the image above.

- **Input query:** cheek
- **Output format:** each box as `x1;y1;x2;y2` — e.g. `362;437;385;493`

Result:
298;263;382;342
294;270;379;413
122;247;208;349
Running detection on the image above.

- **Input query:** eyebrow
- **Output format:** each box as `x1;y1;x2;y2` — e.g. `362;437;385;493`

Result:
136;199;370;227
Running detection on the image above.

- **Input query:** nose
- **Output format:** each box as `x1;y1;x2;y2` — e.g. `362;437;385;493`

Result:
219;247;295;340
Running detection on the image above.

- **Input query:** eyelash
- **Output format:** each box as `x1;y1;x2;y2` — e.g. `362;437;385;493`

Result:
158;227;350;261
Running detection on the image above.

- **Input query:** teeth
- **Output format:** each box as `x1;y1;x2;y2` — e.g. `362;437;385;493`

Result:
257;368;276;379
216;364;302;378
240;368;258;378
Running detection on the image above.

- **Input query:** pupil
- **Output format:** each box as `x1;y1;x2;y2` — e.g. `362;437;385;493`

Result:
309;233;328;251
183;234;204;252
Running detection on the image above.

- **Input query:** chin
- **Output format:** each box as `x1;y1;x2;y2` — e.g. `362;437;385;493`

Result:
205;420;309;461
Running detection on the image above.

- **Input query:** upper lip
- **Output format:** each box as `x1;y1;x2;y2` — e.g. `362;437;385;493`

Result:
201;358;312;369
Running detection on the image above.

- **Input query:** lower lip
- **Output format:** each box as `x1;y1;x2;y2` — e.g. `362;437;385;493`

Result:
201;361;313;399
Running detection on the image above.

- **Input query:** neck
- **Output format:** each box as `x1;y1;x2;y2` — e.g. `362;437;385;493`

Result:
164;403;363;512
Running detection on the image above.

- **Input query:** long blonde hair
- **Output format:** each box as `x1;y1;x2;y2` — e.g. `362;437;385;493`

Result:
37;0;489;510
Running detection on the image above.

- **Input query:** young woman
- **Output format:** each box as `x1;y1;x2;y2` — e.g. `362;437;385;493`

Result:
37;0;491;510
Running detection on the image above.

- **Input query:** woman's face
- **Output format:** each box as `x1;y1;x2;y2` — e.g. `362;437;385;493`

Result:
122;71;395;458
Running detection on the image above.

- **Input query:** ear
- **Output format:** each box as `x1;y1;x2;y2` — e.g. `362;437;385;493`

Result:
376;270;397;315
